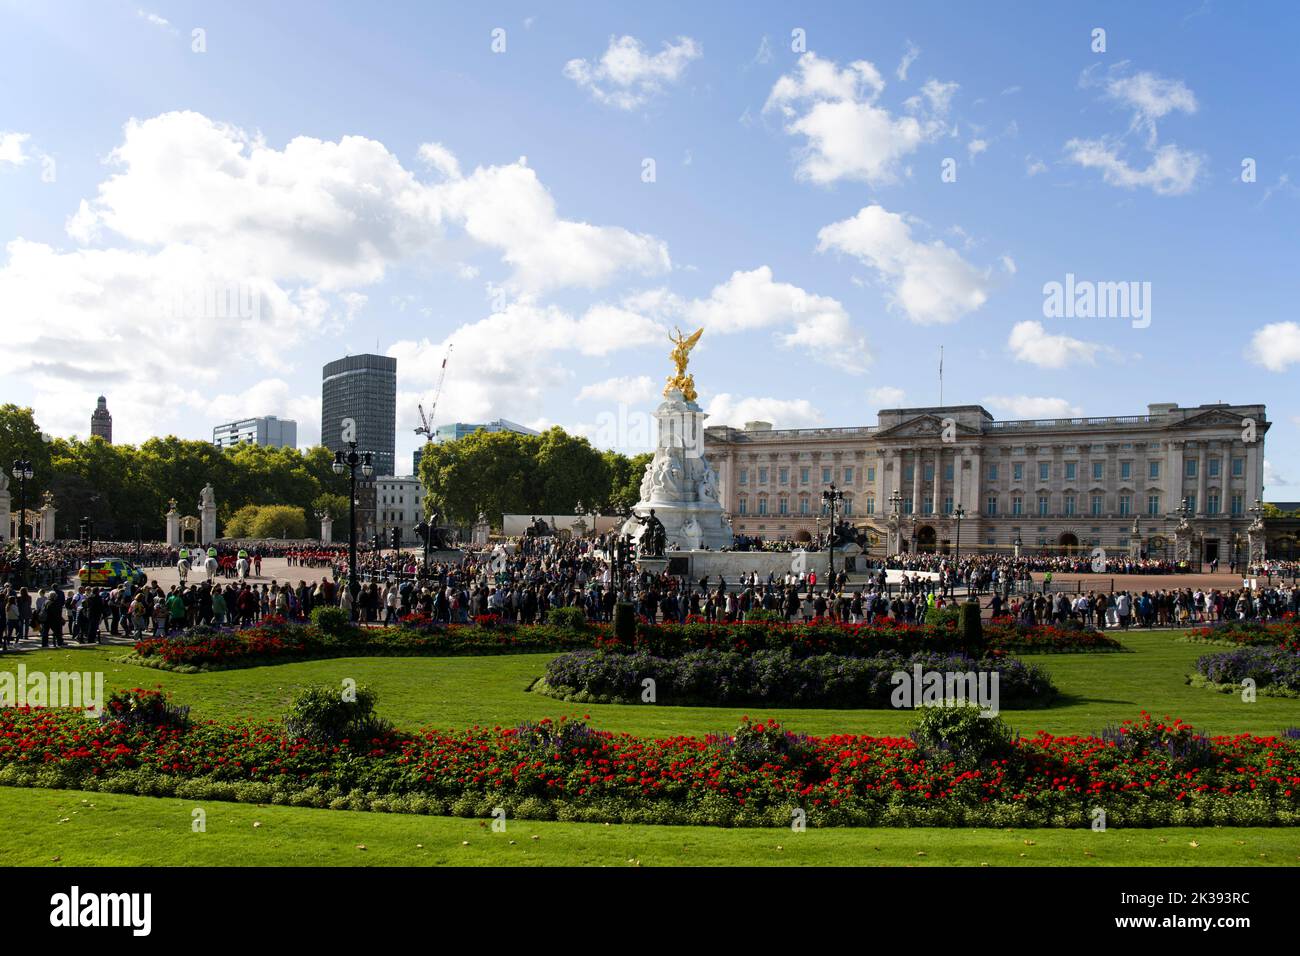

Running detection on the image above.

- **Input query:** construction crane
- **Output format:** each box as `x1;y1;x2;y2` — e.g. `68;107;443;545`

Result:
414;344;452;439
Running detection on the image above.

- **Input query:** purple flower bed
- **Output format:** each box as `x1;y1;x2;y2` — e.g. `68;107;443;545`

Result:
1195;646;1300;694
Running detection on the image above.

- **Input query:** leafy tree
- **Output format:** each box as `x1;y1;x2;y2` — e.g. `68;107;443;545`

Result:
0;404;54;501
248;504;307;539
534;427;610;515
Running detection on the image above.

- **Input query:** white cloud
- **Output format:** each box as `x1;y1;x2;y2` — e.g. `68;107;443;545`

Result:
1006;320;1107;369
1264;459;1289;488
817;205;991;325
1245;321;1300;371
684;266;871;372
417;141;461;180
1;111;673;439
999;255;1017;275
1102;70;1197;145
703;394;823;430
967;138;988;161
982;394;1084;419
0;132;30;167
1025;154;1047;176
867;385;906;407
576;375;657;404
764;52;952;186
137;9;176;32
896;41;919;81
1067;66;1203;195
1063;139;1202;196
563;35;701;110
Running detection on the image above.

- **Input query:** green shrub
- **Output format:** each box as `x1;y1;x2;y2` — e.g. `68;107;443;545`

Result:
743;609;783;623
909;703;1015;771
283;683;390;746
310;605;353;636
547;606;588;630
924;607;960;629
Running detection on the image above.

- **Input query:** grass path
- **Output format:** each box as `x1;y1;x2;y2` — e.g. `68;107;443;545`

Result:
4;786;1297;867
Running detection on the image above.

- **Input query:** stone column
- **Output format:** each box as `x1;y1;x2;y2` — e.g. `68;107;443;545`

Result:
910;449;921;516
319;513;334;543
200;501;217;546
1167;440;1184;512
39;494;56;541
165;500;180;548
932;448;942;516
1196;443;1207;515
0;481;10;544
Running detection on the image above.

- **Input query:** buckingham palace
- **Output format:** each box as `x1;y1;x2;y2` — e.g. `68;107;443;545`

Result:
704;401;1269;563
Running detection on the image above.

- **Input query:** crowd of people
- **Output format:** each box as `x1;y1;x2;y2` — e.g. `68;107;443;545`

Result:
3;528;1300;648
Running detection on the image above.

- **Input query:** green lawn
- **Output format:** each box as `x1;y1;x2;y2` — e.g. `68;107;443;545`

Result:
4;631;1299;866
4;786;1297;867
2;630;1296;738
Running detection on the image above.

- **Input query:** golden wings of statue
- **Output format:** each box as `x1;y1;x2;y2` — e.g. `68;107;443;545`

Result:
665;326;703;402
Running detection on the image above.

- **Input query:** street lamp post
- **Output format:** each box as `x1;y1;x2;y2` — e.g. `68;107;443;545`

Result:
954;505;966;565
889;490;903;557
332;441;373;612
11;456;33;588
822;484;844;586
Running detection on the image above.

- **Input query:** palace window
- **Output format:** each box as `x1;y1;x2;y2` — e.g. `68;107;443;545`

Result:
778;497;788;515
1232;457;1245;477
1231;494;1243;515
1120;461;1131;480
779;467;789;485
1207;494;1220;515
1064;495;1076;516
1091;495;1103;516
1065;462;1077;482
1038;462;1050;482
1149;461;1160;480
1147;494;1161;516
759;467;768;484
1119;495;1132;516
800;467;809;484
865;494;875;515
1037;495;1049;516
1012;496;1023;516
1092;461;1104;480
866;465;875;483
822;467;832;483
843;466;853;483
1186;459;1198;478
799;497;810;514
1013;463;1023;482
924;464;934;481
988;464;999;481
1208;458;1220;478
986;496;998;515
739;470;748;486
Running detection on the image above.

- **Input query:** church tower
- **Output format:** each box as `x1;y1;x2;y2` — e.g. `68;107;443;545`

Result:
91;395;113;443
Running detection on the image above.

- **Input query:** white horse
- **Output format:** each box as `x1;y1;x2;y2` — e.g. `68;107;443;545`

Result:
203;556;219;578
236;557;250;580
177;558;190;586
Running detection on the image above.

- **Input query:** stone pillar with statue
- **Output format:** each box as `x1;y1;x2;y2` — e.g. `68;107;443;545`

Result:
471;511;490;547
621;327;734;555
199;483;217;546
317;509;334;544
39;491;56;542
165;498;180;548
1128;517;1142;561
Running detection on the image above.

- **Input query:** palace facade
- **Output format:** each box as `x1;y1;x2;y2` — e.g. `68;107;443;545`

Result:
704;401;1268;563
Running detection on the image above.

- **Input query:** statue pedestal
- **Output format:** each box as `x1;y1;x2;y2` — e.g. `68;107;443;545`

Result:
0;487;10;544
40;501;56;542
636;557;670;577
622;390;733;552
319;515;334;543
201;504;217;546
166;510;180;548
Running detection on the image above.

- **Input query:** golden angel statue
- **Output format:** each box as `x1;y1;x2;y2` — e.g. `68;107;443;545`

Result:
665;326;703;402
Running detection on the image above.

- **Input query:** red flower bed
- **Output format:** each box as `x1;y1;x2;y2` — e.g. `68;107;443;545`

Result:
0;707;1295;827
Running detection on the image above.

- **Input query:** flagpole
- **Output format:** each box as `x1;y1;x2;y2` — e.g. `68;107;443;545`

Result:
939;346;944;407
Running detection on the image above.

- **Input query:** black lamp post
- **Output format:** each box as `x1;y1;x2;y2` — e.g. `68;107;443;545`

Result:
822;484;844;586
332;442;373;609
889;490;903;556
11;456;33;588
954;504;966;565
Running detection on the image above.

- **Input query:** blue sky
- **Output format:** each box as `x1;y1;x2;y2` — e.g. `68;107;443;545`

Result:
1;0;1298;493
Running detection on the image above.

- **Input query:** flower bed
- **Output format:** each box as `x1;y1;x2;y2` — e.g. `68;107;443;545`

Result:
1;706;1297;827
536;648;1056;709
1191;647;1300;697
1180;619;1300;651
123;616;1118;672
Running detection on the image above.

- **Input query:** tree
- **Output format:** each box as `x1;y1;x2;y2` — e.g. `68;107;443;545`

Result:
0;404;54;501
605;450;652;513
224;504;262;538
533;427;611;515
248;504;307;539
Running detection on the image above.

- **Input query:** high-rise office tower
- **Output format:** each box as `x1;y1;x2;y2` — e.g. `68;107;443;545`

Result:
321;354;397;477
